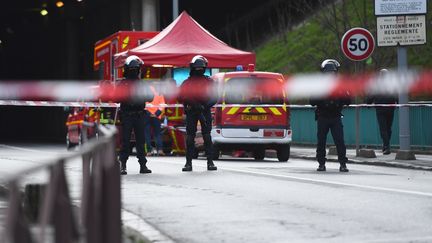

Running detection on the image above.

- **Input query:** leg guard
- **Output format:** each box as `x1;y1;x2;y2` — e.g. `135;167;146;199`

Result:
203;134;217;171
120;160;127;175
186;134;196;162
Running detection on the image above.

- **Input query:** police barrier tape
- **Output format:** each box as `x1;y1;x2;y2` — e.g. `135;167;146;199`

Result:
1;100;432;108
0;100;119;108
0;70;431;102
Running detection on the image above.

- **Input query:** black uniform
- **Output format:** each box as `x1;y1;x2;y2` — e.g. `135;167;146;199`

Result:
119;79;154;174
310;96;351;171
178;72;217;171
366;95;398;154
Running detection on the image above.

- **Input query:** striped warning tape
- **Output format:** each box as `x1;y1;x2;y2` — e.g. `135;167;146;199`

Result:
1;100;431;108
0;70;431;101
0;100;119;108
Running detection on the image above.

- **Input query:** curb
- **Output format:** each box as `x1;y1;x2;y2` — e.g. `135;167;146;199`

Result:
266;149;432;171
294;154;432;171
265;151;432;171
122;209;175;243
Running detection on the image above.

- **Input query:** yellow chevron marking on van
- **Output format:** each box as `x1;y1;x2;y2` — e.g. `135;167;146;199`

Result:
227;107;239;115
256;107;266;113
270;107;282;115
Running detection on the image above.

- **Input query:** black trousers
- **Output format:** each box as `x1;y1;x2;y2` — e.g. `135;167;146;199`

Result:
185;108;213;162
376;108;395;149
119;112;147;164
316;116;348;165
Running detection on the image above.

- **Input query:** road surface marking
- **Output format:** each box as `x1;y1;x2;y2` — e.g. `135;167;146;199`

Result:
157;160;432;198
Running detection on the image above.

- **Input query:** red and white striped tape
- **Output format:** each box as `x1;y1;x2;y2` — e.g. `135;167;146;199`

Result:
0;100;119;108
0;70;431;103
2;100;431;108
284;70;432;99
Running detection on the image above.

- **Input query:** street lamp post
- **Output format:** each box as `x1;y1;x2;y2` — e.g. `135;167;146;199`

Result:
173;0;179;20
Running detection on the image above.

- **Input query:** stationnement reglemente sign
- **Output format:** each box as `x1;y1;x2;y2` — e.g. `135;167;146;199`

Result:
377;15;426;46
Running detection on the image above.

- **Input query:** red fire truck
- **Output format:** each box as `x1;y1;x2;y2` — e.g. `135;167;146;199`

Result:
66;31;159;150
66;107;100;149
93;31;159;81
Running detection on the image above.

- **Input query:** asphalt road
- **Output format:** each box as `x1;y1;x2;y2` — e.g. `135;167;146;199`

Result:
1;144;432;243
122;156;432;243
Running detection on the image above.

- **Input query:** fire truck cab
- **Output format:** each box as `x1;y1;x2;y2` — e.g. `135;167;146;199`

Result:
94;31;159;81
211;69;292;161
66;31;159;150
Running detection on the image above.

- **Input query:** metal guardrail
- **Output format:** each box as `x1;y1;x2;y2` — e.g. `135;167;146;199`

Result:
2;124;121;243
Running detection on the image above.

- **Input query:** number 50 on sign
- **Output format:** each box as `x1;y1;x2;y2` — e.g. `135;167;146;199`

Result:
341;27;375;61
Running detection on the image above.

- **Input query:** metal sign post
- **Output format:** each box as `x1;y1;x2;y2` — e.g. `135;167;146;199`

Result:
374;0;426;159
397;47;410;151
341;28;375;156
395;47;416;160
354;62;360;156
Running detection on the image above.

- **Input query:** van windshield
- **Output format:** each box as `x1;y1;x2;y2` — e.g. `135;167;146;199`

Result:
223;77;284;104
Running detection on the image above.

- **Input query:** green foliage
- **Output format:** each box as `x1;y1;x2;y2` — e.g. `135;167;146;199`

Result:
256;0;432;74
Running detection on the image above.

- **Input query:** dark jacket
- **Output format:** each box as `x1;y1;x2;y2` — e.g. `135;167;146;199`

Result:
366;95;398;106
310;96;351;119
178;75;217;110
366;95;398;113
119;79;154;113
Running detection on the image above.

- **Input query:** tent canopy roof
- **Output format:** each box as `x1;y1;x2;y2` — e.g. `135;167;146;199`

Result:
115;11;255;68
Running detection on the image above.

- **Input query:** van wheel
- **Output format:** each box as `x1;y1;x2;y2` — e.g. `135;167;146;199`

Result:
77;132;83;146
277;144;290;162
66;134;75;150
253;149;265;161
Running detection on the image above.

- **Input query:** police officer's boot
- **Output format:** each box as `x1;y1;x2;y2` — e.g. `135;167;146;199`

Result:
120;161;127;175
339;163;349;172
207;159;217;171
317;163;326;172
202;133;217;171
183;134;195;172
182;160;192;172
139;162;152;174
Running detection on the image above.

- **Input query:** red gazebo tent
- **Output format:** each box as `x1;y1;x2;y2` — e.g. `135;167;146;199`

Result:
114;11;255;68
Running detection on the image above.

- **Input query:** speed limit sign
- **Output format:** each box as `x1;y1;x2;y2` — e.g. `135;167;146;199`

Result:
341;27;375;61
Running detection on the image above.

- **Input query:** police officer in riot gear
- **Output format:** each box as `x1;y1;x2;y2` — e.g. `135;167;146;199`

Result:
178;55;217;172
310;59;350;172
366;69;398;155
119;55;154;175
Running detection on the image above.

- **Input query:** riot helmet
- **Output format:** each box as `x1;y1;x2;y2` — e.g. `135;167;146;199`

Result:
124;55;144;79
189;55;208;76
320;59;340;73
